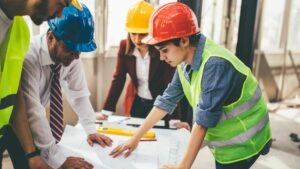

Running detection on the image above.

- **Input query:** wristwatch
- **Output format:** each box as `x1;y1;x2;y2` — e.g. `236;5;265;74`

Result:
25;148;40;160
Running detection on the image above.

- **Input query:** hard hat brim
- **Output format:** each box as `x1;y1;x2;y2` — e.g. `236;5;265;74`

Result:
125;27;149;34
141;35;160;45
142;30;201;45
64;39;97;52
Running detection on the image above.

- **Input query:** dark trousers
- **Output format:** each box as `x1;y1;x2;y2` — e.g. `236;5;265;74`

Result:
130;95;154;118
130;95;171;128
0;126;29;169
215;140;272;169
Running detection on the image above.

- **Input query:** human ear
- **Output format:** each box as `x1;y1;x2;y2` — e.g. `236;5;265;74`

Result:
47;31;57;43
180;37;190;48
47;31;58;48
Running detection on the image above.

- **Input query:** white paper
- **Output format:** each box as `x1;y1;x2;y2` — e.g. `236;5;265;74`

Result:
59;125;159;169
152;128;190;166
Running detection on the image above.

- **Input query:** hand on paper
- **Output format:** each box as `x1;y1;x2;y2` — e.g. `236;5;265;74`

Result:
109;138;139;158
95;112;108;120
87;133;113;147
174;122;190;130
59;157;93;169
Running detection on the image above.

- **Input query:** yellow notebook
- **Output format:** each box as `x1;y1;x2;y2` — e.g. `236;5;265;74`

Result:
97;127;155;139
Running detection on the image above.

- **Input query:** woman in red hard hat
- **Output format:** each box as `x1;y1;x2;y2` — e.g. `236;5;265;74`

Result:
109;2;272;169
97;1;191;130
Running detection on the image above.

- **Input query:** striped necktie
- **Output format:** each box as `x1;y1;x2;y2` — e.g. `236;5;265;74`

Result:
50;64;63;143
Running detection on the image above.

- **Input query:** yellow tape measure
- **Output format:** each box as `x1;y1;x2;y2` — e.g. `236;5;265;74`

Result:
97;127;155;139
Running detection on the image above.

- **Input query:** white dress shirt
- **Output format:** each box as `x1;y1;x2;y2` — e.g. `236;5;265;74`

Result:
133;48;153;100
0;8;12;48
21;34;96;169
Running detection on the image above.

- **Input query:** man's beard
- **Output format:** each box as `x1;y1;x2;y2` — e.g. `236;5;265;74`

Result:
30;0;49;25
49;41;60;64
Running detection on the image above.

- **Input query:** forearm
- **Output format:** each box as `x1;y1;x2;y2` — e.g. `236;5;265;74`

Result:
41;144;66;169
10;88;36;154
133;106;167;140
102;77;126;112
72;96;96;134
179;123;207;169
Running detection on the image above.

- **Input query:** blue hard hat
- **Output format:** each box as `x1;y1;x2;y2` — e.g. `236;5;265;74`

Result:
48;3;97;52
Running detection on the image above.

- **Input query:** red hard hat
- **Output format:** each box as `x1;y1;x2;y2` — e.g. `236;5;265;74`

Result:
142;2;200;45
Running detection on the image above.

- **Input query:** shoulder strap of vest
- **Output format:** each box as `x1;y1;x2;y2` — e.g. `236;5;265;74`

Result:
0;16;29;107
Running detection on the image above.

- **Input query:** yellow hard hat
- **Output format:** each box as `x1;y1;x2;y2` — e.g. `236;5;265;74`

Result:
125;1;154;33
71;0;82;10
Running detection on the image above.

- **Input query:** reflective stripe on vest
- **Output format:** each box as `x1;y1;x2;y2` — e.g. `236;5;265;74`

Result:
0;94;17;110
219;86;262;123
207;115;269;149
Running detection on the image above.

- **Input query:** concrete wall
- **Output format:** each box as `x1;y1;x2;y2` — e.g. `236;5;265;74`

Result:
261;51;300;101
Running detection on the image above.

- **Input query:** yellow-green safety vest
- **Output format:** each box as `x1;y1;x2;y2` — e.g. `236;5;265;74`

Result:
177;38;272;164
0;16;30;138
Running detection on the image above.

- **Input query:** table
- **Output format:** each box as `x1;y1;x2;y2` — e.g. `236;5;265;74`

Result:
58;116;190;169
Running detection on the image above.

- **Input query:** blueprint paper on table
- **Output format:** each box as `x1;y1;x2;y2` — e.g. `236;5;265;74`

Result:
58;125;158;169
152;128;190;166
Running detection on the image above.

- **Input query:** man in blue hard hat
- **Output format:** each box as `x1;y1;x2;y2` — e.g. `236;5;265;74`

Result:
19;3;113;169
0;0;82;169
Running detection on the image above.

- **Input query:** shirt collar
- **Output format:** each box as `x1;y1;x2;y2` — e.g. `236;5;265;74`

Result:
0;8;12;24
190;34;206;70
40;34;55;66
133;48;149;60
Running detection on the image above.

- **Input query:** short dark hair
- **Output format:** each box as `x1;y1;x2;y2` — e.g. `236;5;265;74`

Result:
155;33;201;47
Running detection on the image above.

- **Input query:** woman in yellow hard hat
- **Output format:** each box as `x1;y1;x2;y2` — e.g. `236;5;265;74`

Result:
97;1;191;130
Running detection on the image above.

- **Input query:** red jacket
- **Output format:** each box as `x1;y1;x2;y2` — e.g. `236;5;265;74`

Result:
103;40;186;119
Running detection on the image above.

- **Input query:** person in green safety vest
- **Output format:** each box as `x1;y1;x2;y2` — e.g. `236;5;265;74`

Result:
109;2;272;169
0;0;81;169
